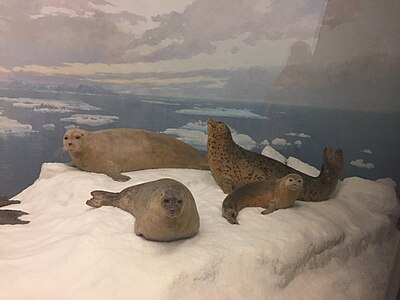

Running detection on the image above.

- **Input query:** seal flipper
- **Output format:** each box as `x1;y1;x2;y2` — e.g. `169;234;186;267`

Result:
0;210;30;225
222;207;239;225
86;191;120;208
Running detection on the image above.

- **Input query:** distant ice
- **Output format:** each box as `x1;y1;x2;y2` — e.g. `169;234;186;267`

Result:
286;132;311;138
362;149;373;155
60;114;119;126
294;140;302;148
261;146;320;176
261;146;287;163
261;139;270;146
141;100;180;106
0;97;101;113
162;120;256;151
351;159;375;169
0;115;36;138
42;124;56;131
176;107;267;119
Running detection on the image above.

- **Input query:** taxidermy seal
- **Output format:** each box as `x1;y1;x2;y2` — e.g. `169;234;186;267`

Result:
63;128;209;181
222;173;303;224
86;178;200;242
0;195;29;225
207;119;343;201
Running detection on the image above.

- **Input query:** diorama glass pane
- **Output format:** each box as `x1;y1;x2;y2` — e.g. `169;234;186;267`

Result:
0;0;399;299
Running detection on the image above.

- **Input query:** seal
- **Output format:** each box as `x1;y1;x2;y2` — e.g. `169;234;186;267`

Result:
207;119;343;201
63;128;209;181
0;195;29;225
86;178;200;242
222;173;303;224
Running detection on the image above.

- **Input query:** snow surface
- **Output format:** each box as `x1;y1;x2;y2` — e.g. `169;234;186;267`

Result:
0;158;399;300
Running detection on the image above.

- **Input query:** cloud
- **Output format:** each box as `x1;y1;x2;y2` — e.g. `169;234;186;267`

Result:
42;124;56;131
60;114;119;126
350;159;374;169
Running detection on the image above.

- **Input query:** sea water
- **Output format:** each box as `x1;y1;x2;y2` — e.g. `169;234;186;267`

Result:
0;91;399;197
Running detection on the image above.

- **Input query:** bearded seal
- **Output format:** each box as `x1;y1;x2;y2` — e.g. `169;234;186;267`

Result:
207;119;343;201
86;178;200;242
222;173;303;224
0;195;29;225
63;128;209;181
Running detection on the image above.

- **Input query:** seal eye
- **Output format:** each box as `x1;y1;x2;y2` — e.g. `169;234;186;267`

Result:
163;199;170;203
298;179;302;183
75;136;81;139
177;200;183;204
64;137;68;140
289;178;293;182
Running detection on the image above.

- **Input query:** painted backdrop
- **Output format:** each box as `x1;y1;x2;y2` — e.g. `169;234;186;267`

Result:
0;0;399;197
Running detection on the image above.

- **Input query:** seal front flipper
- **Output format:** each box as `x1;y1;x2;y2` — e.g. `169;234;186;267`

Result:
261;202;276;215
222;207;239;225
86;191;120;208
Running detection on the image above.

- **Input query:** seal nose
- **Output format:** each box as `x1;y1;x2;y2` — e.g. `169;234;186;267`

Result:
68;142;72;146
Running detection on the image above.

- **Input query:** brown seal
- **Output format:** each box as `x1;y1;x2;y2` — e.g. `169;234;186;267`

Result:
86;178;200;242
63;128;209;181
222;173;303;224
207;119;343;201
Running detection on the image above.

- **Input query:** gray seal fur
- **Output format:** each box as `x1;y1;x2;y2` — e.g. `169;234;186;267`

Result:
86;178;200;242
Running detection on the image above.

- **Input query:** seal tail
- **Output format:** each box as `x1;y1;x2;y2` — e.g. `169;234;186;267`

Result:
222;207;239;225
86;191;120;208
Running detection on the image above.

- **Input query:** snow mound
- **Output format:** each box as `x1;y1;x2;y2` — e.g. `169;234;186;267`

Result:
0;163;399;300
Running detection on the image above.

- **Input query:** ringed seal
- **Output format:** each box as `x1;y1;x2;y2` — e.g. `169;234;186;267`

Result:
222;173;303;224
207;119;343;201
63;128;209;182
86;178;200;242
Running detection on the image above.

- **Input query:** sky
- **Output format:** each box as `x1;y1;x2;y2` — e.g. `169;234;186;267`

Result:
0;0;328;97
0;0;398;106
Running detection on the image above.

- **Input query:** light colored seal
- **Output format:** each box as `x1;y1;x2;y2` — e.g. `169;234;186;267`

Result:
86;178;200;242
222;173;303;224
207;119;343;201
63;128;209;181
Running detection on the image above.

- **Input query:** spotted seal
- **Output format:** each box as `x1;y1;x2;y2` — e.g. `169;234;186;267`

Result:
222;173;303;224
63;127;209;181
207;119;343;201
86;178;200;242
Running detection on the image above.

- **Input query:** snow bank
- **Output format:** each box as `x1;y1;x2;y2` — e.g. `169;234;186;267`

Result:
0;163;399;300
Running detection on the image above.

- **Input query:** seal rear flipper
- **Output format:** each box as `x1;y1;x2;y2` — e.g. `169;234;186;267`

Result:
0;209;30;225
86;191;120;208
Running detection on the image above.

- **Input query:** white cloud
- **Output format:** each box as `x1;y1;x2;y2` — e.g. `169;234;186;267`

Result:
60;114;119;126
261;139;270;146
294;140;302;148
350;159;374;170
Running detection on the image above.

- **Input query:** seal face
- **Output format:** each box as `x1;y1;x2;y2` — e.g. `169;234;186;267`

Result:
63;128;209;182
86;178;200;242
221;173;303;224
207;119;343;201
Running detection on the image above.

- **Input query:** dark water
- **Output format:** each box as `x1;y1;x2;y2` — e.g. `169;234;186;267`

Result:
0;91;399;197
